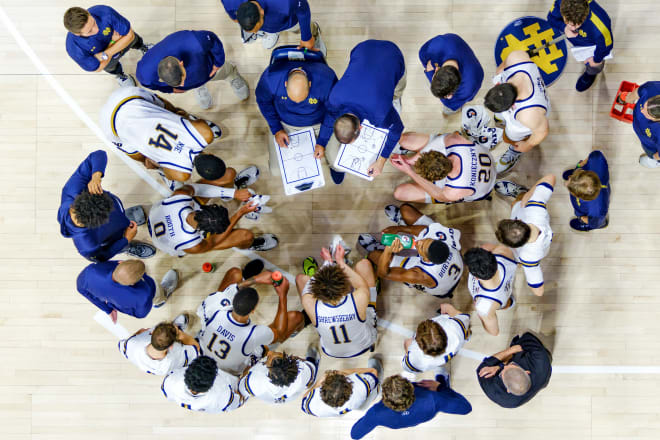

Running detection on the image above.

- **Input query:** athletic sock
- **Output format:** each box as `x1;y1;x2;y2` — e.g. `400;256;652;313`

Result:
369;286;378;304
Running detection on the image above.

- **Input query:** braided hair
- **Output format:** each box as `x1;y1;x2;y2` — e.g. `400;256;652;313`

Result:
194;204;230;235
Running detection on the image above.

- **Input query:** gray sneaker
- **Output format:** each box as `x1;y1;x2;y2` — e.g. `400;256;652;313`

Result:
368;354;384;381
357;233;382;253
384;204;404;225
494;180;528;198
312;22;327;58
249;234;279;251
116;74;136;88
194;84;213;110
172;312;190;331
234;165;260;188
230;74;249;101
639;154;660;168
305;343;321;370
261;32;279;49
140;43;154;55
160;269;179;297
125;241;156;259
496;147;523;175
125;205;146;226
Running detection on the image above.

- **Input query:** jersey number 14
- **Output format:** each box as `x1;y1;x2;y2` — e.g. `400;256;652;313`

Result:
148;123;179;150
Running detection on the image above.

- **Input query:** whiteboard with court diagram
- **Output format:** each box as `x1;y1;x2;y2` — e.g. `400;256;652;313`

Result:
276;128;325;195
334;120;388;181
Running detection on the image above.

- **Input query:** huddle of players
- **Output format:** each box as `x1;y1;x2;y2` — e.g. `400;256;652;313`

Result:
58;0;627;428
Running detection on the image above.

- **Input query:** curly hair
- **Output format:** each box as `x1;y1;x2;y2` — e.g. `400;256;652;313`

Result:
194;204;230;235
415;319;448;356
151;322;178;351
320;371;353;408
267;353;299;387
496;219;531;248
560;0;590;25
464;247;498;280
71;191;114;228
382;375;415;412
309;264;352;304
431;65;461;99
184;356;218;393
567;169;601;201
414;151;453;181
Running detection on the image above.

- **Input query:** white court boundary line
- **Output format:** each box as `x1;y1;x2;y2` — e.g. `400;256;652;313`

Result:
4;6;659;375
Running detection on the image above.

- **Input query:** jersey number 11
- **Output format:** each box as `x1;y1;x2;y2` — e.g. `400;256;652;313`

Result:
330;324;351;344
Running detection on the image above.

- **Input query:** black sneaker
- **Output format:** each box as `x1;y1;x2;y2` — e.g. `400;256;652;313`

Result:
124;241;156;258
242;259;265;279
330;168;345;185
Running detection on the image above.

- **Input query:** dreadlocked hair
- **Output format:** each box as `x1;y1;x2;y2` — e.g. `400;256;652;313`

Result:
194;204;230;235
268;352;299;387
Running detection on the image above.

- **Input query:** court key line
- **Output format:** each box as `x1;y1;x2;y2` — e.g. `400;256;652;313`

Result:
4;5;659;375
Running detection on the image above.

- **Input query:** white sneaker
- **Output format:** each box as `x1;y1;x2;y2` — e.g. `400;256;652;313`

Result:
172;313;190;331
384;204;405;225
249;234;279;251
230;74;249;100
194;85;213;110
329;235;352;259
116;74;136;88
639;154;660;168
393;97;402;115
494;180;528;198
368;354;384;381
234;165;260;188
261;32;279;49
160;269;179;296
312;22;327;57
496;147;522;175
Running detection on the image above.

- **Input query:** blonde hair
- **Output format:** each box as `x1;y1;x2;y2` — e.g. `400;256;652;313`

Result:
567;169;601;201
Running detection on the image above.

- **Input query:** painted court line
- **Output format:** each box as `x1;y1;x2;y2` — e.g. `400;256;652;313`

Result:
4;6;658;376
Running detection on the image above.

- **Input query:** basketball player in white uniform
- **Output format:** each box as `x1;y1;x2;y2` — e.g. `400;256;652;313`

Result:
238;348;320;404
494;174;556;297
148;184;278;256
465;244;518;336
390;131;496;204
197;269;304;376
301;356;382;417
118;315;199;375
99;86;225;185
401;304;470;373
161;355;246;413
485;50;550;175
361;204;462;298
296;244;379;358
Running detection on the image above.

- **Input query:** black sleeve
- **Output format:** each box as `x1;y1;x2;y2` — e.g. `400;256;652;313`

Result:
514;333;552;386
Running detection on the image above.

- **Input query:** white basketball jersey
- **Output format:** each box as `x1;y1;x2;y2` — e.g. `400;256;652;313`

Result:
238;358;316;404
118;329;199;376
493;61;550;141
444;143;496;202
315;292;377;358
196;284;239;325
468;253;518;312
148;194;203;256
161;367;244;413
301;372;379;417
402;314;471;373
100;86;208;173
390;222;463;297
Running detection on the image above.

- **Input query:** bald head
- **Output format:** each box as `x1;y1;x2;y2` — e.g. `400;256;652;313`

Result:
113;260;146;286
286;70;310;103
501;364;532;396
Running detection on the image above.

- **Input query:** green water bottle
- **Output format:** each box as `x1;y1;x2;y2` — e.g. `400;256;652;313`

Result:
381;233;415;249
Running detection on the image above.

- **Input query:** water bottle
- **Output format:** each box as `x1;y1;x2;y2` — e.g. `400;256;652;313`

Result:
271;271;284;286
381;234;415;249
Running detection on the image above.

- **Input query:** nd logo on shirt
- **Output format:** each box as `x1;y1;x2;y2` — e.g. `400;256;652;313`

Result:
646;128;652;138
494;16;568;86
103;27;111;36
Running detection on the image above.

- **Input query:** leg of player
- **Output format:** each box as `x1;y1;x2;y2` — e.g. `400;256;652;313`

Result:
393;183;431;203
399;132;431;152
399;203;424;225
282;311;305;340
367;250;383;267
354;259;378;306
190;119;217;145
477;301;500;336
218;267;243;291
295;274;310;299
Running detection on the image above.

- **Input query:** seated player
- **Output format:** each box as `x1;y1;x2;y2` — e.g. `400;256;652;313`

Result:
418;33;484;114
100;86;252;189
238;347;320;404
465;245;518;336
301;355;383;417
161;355;246;413
390;131;495;204
485;50;550;175
401;304;470;373
564;150;610;231
197;264;305;376
296;244;378;358
621;82;660;168
148;183;278;256
58;150;155;261
493;174;556;296
359;204;463;298
118;314;200;375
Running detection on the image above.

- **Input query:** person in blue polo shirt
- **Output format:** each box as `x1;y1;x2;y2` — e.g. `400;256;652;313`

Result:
623;81;660;168
563;150;610;231
419;34;484;114
547;0;613;92
136;30;249;110
256;59;338;175
64;6;150;87
316;40;406;184
76;260;178;323
223;0;325;53
58;150;155;262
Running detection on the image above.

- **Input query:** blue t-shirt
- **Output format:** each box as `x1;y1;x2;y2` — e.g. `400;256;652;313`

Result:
547;0;613;63
221;0;312;41
633;81;660;155
256;60;338;134
76;261;156;317
418;34;484;111
136;30;226;93
65;5;131;72
569;150;610;228
57;150;130;262
318;39;406;158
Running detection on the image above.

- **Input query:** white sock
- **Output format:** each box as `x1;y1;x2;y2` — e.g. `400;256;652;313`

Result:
189;183;236;199
369;286;378;303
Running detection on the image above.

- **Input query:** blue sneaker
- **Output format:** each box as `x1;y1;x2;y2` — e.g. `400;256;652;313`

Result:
576;72;597;92
330;168;345;185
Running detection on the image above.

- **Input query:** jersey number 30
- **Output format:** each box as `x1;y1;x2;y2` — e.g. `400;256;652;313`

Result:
148;123;179;151
206;333;231;359
329;324;352;344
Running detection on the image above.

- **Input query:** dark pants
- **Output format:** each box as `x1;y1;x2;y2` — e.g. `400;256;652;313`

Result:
585;61;605;76
640;142;658;159
104;32;145;76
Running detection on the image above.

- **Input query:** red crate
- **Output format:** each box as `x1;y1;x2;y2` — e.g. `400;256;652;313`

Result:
610;81;639;123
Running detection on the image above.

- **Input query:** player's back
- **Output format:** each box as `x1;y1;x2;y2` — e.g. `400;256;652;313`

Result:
314;291;377;358
302;372;379;417
468;253;518;307
403;314;470;372
147;194;203;257
445;141;496;201
511;194;553;264
161;367;239;413
240;359;316;404
118;329;199;376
